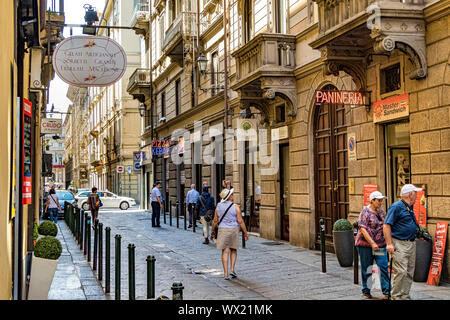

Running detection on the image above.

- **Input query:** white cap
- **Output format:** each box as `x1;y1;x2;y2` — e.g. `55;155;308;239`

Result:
400;184;422;195
369;191;387;201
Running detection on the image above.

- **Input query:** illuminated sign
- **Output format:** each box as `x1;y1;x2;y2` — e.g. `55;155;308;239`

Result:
315;90;367;105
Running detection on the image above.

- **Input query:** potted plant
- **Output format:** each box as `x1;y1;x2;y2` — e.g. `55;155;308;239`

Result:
38;221;58;237
28;236;62;300
33;222;39;246
414;226;433;282
333;219;354;267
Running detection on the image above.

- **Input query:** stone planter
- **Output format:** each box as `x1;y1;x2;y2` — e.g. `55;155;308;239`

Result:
333;230;354;267
413;239;432;282
28;254;59;300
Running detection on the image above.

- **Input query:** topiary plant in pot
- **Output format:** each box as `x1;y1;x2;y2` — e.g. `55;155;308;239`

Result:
28;236;62;300
414;226;433;282
333;219;354;267
38;221;58;237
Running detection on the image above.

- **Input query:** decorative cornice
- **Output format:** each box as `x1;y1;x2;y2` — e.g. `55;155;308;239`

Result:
424;0;450;23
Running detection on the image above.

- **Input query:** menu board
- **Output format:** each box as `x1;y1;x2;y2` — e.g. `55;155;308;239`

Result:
23;98;32;205
363;184;378;206
413;184;427;228
427;222;448;286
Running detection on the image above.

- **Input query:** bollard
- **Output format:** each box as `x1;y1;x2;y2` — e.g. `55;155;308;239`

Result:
169;200;172;226
98;222;103;281
74;208;79;243
171;282;184;300
87;216;92;263
80;210;84;251
115;234;121;300
193;208;196;233
184;204;187;230
163;201;167;224
76;208;81;244
93;219;98;271
105;227;111;293
128;244;136;300
146;255;156;299
84;213;88;255
353;221;359;285
242;228;246;249
320;218;326;273
176;201;179;228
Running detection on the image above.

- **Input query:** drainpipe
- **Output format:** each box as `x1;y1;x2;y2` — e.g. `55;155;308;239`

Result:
223;0;229;129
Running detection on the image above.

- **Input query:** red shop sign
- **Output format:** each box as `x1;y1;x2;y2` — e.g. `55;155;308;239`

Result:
427;222;448;286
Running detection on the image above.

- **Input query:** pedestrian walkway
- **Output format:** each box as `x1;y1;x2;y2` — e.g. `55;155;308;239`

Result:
47;210;450;300
47;220;107;300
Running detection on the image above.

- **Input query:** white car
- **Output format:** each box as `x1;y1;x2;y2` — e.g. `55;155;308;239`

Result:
74;191;136;211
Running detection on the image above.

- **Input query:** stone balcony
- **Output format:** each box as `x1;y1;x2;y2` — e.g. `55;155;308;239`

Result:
310;0;429;86
131;2;150;36
127;68;151;103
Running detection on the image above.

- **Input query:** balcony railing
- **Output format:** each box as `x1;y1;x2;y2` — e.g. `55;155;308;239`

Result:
131;1;150;35
127;68;151;95
162;12;197;53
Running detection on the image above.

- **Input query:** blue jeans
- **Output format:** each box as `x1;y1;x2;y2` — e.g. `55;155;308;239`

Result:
49;208;59;223
357;246;391;295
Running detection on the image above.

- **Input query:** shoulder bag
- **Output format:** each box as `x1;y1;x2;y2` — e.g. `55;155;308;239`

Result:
199;196;214;222
213;203;234;239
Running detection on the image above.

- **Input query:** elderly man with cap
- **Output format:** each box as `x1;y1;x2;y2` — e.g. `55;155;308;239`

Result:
383;184;423;300
355;190;390;299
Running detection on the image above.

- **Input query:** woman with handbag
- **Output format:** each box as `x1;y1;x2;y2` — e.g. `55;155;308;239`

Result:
44;188;62;223
210;188;248;280
196;185;215;244
88;187;101;225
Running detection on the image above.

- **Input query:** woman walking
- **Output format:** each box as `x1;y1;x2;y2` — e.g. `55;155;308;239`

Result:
210;188;248;280
355;191;391;299
88;187;100;224
44;188;62;223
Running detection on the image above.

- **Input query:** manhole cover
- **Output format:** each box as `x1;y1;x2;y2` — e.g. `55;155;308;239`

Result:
261;241;284;246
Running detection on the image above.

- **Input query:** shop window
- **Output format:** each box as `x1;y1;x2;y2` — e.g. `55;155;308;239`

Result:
381;63;401;95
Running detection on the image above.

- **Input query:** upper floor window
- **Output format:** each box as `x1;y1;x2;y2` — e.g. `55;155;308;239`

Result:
175;78;181;116
169;0;181;25
244;0;253;43
274;0;287;34
211;51;219;96
381;63;401;95
161;92;166;118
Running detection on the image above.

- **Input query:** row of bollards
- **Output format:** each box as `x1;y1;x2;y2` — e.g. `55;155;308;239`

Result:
64;203;184;300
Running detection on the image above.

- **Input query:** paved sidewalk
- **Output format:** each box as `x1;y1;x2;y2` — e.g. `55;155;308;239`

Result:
47;210;450;300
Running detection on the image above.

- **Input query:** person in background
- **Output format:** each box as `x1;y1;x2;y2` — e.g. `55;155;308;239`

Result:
151;182;163;228
44;188;62;223
384;184;423;300
88;187;100;224
196;185;215;244
185;184;200;228
355;191;390;299
211;188;248;280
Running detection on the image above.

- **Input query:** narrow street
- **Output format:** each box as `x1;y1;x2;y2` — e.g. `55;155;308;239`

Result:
49;208;450;300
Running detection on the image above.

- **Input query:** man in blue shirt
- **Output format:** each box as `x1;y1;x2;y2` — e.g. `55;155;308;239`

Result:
383;184;422;300
185;184;199;228
196;185;215;244
151;182;163;228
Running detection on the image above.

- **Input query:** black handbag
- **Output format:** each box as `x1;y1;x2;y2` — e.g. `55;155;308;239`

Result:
213;203;233;239
199;196;214;222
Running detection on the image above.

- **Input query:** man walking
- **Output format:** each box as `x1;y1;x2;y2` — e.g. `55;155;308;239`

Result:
196;185;215;244
151;182;163;228
88;187;100;224
383;184;422;300
186;184;199;228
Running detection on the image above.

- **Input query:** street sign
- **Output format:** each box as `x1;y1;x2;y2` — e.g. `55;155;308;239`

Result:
134;162;141;171
117;165;124;174
348;133;357;161
127;166;132;174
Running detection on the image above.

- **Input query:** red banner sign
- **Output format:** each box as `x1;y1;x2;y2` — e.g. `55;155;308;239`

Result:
363;184;378;206
427;222;448;286
23;98;32;205
315;90;366;105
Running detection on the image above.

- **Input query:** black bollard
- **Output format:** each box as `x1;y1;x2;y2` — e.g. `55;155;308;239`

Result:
80;210;84;251
169;200;172;226
176;201;179;228
98;222;103;281
74;208;79;243
146;255;156;299
171;282;184;300
128;244;135;300
184;204;187;230
84;213;88;256
115;234;121;300
164;201;167;224
353;221;359;285
87;216;92;262
105;227;111;294
320;218;326;273
93;219;98;271
193;208;196;233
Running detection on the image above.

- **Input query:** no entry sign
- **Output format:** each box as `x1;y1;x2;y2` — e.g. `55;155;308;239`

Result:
116;165;124;174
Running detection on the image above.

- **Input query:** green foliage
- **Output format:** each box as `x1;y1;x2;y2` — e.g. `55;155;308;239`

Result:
33;222;39;241
333;219;353;231
34;236;62;260
38;221;58;236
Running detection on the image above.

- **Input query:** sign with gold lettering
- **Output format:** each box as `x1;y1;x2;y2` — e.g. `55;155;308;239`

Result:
373;93;409;124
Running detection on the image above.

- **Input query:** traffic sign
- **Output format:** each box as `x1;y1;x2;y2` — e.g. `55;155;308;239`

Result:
117;165;124;174
134;162;141;171
127;166;132;174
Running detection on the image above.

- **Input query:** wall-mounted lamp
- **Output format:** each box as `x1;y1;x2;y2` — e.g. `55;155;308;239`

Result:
138;103;146;118
197;52;208;74
83;4;99;35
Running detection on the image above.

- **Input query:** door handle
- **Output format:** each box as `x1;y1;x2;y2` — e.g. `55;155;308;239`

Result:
333;179;339;192
328;180;334;191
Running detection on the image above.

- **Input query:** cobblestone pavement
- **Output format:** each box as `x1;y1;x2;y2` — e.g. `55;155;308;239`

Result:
49;208;450;300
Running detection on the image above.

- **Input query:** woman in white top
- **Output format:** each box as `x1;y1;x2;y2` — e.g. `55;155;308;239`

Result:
44;188;62;223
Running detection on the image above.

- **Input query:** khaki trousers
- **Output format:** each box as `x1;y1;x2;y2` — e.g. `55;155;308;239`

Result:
200;216;210;239
391;238;416;300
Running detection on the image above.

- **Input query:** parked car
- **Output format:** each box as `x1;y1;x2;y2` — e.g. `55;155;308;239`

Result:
74;191;136;211
42;190;75;219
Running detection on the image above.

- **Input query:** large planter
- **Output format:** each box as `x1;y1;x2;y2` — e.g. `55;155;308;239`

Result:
413;239;433;282
333;230;354;267
28;254;59;300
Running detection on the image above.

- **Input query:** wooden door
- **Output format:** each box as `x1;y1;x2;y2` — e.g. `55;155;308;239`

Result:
280;144;290;240
314;86;349;251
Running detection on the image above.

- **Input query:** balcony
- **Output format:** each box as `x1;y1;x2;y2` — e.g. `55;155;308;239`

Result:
130;2;150;36
230;33;298;121
310;0;428;83
90;153;101;167
127;68;151;102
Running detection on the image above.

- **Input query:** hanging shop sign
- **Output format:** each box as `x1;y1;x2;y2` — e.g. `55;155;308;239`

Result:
427;222;448;286
23;98;33;205
373;93;409;124
41;118;62;135
315;90;368;105
53;36;127;87
152;140;170;156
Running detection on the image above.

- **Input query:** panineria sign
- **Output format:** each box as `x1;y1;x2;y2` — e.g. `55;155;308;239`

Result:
53;36;127;87
315;90;367;105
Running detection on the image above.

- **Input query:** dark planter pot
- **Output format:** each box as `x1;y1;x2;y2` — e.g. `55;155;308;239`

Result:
414;239;433;282
333;230;354;267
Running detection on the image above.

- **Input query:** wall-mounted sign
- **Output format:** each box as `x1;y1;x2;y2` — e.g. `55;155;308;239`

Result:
53;36;127;87
116;165;124;174
348;133;357;161
41;118;62;134
152;140;170;156
315;90;368;105
178;137;185;154
427;222;448;286
23;98;32;205
373;93;409;124
363;184;378;206
413;184;427;228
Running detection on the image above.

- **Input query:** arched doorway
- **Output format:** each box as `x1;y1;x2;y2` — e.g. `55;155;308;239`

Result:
313;84;349;251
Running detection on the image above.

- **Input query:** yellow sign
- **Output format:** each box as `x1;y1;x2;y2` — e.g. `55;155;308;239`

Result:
373;93;409;124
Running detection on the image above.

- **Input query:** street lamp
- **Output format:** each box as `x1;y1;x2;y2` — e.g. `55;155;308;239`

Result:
197;53;208;74
83;4;99;35
138;103;146;118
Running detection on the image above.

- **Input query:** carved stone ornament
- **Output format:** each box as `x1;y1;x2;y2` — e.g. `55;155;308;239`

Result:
263;89;276;99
